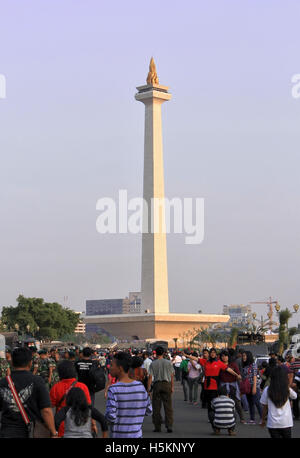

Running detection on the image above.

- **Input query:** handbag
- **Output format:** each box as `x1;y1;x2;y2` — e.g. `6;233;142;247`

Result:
240;366;252;395
6;376;51;438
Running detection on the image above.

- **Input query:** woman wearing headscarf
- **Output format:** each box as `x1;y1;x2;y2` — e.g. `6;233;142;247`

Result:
241;350;262;424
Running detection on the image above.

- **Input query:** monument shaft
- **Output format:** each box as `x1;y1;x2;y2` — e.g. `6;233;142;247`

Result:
135;75;171;315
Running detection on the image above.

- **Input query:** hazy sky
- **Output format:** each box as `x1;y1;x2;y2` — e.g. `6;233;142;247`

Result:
1;0;300;326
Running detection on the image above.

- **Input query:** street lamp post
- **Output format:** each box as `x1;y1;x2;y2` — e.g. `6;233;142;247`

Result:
173;338;178;350
252;312;278;334
275;303;299;315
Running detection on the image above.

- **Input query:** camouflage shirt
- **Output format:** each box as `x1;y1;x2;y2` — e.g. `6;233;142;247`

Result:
31;354;39;373
99;356;106;367
49;357;60;388
37;358;56;386
0;358;10;378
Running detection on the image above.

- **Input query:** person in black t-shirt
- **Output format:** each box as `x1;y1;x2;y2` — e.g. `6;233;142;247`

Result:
75;347;99;406
0;347;57;438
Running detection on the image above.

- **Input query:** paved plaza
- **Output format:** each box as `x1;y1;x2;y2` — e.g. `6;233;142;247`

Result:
95;380;300;439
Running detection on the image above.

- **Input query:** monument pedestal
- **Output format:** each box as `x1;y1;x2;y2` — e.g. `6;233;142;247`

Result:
84;313;230;343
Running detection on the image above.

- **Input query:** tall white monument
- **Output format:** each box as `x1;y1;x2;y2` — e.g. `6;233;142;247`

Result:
84;59;230;342
135;58;171;314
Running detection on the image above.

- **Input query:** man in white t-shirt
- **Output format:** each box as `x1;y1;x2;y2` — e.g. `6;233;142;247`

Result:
172;353;182;382
142;352;152;375
260;384;297;438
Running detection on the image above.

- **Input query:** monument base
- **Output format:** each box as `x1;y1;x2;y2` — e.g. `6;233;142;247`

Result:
84;313;230;345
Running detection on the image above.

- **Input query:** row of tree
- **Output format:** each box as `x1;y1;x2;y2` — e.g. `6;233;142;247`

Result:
0;295;80;341
176;308;298;353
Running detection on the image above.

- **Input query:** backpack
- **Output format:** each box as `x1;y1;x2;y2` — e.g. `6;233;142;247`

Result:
180;359;189;373
89;364;106;392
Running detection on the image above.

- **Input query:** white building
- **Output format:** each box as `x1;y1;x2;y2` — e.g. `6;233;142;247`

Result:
223;304;252;327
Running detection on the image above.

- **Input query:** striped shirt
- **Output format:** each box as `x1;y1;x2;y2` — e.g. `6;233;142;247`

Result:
211;395;236;429
105;381;152;438
290;360;300;376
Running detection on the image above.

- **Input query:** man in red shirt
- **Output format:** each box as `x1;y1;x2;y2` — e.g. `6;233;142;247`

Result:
50;360;93;437
186;348;241;431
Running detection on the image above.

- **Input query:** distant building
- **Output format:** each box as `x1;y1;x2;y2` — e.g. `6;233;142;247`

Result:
86;299;124;316
86;292;142;316
85;323;113;339
223;304;252;327
128;292;142;313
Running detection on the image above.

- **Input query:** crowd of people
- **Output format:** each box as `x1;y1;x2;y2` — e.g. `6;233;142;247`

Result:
0;343;299;438
172;347;300;438
0;345;108;438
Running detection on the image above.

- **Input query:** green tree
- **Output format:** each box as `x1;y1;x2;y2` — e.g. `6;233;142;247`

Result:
1;295;80;340
195;328;211;347
229;327;239;347
278;309;292;355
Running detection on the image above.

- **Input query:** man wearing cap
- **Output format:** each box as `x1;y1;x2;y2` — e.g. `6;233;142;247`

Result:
49;348;60;389
36;350;55;390
30;347;39;374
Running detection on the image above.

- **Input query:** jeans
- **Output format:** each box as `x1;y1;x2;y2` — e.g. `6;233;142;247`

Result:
181;376;189;401
205;390;218;429
292;385;299;419
245;391;262;421
268;427;292;439
293;397;299;419
233;397;245;421
200;382;207;407
241;394;249;411
174;366;181;382
187;377;199;402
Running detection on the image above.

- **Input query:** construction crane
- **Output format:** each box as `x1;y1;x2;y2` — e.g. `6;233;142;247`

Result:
248;296;279;331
